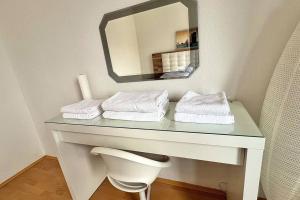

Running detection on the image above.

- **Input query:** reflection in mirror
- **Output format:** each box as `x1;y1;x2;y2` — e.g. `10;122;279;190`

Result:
100;0;198;82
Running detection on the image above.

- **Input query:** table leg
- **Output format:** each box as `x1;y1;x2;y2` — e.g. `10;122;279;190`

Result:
53;131;107;200
243;148;264;200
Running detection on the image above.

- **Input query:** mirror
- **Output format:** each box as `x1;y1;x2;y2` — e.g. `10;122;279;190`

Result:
100;0;198;82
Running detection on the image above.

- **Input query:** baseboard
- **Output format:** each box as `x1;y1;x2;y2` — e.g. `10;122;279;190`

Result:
44;155;58;160
0;155;46;188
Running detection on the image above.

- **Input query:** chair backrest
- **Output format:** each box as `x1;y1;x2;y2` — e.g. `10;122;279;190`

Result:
91;147;171;184
259;22;300;200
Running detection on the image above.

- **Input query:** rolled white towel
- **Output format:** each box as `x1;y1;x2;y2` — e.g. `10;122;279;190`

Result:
103;101;169;122
174;112;234;125
61;99;103;114
102;90;168;113
63;110;101;120
176;91;231;116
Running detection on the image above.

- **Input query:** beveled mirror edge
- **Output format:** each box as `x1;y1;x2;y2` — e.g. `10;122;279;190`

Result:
99;0;199;83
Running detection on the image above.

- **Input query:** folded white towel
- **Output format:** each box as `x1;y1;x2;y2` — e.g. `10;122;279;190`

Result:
102;90;168;113
174;112;234;125
175;91;230;115
103;101;169;122
61;99;103;114
103;111;164;122
63;110;101;120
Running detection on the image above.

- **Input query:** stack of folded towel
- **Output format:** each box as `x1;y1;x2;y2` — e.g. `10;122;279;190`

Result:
61;99;103;119
102;90;169;122
174;91;234;124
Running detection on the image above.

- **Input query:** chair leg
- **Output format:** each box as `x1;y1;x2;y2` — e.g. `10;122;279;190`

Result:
146;185;151;200
139;191;146;200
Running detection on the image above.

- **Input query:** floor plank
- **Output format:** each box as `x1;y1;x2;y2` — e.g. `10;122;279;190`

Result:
0;157;225;200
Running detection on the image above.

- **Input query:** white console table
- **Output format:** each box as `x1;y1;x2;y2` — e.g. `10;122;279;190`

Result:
46;102;265;200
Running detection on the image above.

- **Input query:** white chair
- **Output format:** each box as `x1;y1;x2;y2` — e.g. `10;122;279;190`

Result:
91;147;171;200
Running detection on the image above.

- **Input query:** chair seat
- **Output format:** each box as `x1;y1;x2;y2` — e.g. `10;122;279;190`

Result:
108;176;148;193
91;147;171;200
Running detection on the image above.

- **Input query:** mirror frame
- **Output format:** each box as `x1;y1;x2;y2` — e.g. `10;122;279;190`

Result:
100;0;198;83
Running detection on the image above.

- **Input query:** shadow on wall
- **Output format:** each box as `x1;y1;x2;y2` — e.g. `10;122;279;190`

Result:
236;0;300;123
159;157;229;190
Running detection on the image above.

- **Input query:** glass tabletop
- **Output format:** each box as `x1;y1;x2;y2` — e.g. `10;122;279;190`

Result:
46;101;263;138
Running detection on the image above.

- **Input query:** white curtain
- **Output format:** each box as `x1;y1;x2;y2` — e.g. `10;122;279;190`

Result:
260;22;300;200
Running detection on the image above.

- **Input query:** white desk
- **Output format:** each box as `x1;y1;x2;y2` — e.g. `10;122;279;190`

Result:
46;102;265;200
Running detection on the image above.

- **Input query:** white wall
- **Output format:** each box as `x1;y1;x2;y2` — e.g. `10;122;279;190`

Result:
134;2;189;74
106;16;142;76
0;0;299;194
0;39;43;183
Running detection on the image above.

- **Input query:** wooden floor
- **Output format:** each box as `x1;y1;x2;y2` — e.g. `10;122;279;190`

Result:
0;157;226;200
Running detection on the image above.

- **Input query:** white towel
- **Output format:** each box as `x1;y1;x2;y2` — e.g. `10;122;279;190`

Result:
103;101;169;122
63;110;101;120
175;91;231;115
103;111;165;122
61;99;103;114
102;90;168;113
174;112;234;125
